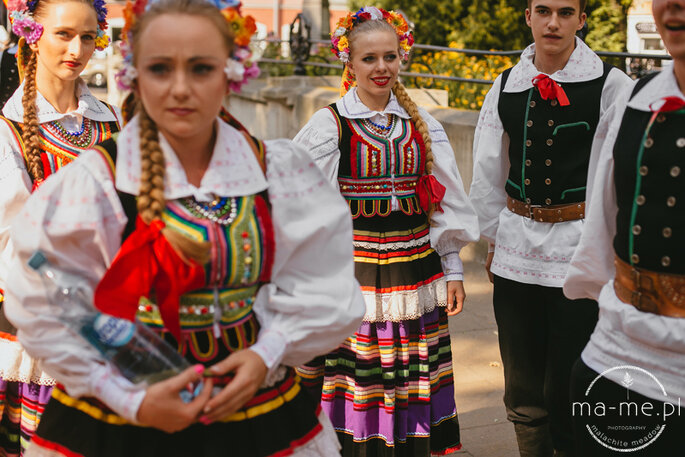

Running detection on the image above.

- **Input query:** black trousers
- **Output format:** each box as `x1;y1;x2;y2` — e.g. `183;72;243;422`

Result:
571;359;685;456
493;275;598;453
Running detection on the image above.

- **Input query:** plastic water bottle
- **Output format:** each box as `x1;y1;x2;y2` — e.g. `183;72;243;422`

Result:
27;251;201;401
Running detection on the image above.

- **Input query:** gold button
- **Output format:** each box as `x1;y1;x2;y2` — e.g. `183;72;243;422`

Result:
548;120;554;127
631;254;640;264
551;100;558;106
525;159;532;166
671;166;681;178
526;198;532;204
525;178;531;185
636;195;646;206
546;139;554;146
527;120;533;127
663;227;672;238
632;225;642;235
667;196;676;207
639;166;648;176
662;256;671;267
545;198;552;205
545;159;552;166
644;138;654;148
657;114;666;123
530;101;536;108
526;139;532;147
677;138;685;148
545;178;551;185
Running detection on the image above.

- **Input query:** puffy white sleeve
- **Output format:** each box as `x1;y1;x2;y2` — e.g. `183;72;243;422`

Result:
0;119;31;303
420;108;480;281
292;107;341;186
563;87;631;300
469;75;510;244
250;139;364;371
4;150;146;422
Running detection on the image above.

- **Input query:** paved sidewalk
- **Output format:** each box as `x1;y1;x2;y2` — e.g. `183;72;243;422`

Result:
446;246;519;457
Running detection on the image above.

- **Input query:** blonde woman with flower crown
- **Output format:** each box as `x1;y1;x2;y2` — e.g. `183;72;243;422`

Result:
294;7;479;457
3;0;364;455
0;0;118;454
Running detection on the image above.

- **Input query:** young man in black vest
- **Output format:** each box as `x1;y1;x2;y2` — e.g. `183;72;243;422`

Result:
469;0;631;455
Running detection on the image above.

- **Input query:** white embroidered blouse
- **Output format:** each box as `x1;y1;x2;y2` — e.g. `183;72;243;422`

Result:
563;68;685;402
469;38;631;287
0;81;120;385
4;116;365;422
293;87;480;285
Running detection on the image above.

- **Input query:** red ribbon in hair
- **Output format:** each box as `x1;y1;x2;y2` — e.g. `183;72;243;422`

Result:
94;216;205;341
532;74;570;106
416;175;446;213
651;96;685;113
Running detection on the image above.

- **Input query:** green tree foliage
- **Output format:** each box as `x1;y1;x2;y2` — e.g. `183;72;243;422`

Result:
347;0;633;52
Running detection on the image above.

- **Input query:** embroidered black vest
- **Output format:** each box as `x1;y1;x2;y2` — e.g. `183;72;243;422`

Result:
328;103;425;218
613;73;685;274
498;63;612;206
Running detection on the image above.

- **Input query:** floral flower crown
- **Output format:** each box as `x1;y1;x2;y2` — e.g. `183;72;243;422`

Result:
115;0;259;92
5;0;110;50
331;7;414;64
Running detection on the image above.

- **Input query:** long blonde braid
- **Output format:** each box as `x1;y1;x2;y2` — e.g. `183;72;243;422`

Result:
21;50;44;184
137;107;210;265
392;81;437;222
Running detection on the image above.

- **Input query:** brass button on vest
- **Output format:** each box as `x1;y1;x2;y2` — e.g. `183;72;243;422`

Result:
667;196;676;207
631;254;640;264
632;225;642;235
644;138;654;148
526;139;532;147
545;198;552;205
527;120;533;127
677;138;685;148
525;159;532;166
545;159;552;166
663;227;672;238
639;166;649;176
662;256;671;267
636;195;646;206
524;178;531;185
548;120;554;127
545;178;551;185
546;139;553;146
529;101;536;108
672;166;681;177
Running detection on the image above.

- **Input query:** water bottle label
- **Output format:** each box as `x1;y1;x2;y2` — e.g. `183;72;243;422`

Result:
93;315;135;347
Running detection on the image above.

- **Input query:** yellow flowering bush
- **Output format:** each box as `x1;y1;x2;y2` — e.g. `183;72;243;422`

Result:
407;42;515;110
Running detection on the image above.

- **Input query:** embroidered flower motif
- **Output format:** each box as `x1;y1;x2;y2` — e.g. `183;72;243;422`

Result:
331;7;413;64
13;17;43;43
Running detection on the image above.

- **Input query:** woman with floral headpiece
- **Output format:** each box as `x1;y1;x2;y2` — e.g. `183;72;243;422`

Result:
0;0;118;454
3;0;364;455
293;6;479;457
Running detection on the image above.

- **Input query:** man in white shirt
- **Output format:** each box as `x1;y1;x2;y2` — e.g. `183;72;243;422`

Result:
469;0;631;455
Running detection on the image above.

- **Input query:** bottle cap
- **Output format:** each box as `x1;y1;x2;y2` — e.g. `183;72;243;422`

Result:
27;251;47;271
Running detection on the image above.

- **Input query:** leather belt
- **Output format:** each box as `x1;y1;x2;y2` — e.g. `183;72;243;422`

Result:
613;256;685;318
506;196;585;222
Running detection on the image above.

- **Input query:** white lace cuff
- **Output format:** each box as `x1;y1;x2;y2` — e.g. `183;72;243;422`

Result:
88;363;146;423
441;251;464;282
250;329;287;371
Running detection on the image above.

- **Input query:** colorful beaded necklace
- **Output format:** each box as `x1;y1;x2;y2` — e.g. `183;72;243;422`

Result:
181;195;238;225
43;118;94;148
363;114;395;137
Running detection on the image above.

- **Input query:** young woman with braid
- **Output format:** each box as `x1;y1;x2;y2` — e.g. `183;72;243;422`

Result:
293;7;479;457
0;0;118;454
4;0;364;455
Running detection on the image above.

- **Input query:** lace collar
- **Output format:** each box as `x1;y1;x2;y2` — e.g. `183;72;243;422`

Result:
504;37;604;93
336;87;410;120
115;115;268;201
628;68;683;113
2;79;117;124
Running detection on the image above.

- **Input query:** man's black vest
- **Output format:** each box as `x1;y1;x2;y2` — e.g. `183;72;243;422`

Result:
498;63;612;206
613;73;685;274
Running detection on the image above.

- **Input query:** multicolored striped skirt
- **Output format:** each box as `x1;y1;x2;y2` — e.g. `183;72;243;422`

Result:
298;210;461;457
0;331;54;457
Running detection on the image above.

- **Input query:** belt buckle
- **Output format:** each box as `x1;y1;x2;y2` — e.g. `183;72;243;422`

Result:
527;204;542;219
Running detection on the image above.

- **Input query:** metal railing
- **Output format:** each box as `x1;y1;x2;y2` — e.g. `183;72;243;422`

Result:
255;19;672;86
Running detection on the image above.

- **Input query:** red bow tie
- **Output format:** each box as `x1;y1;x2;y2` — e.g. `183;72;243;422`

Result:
532;74;570;106
650;96;685;113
